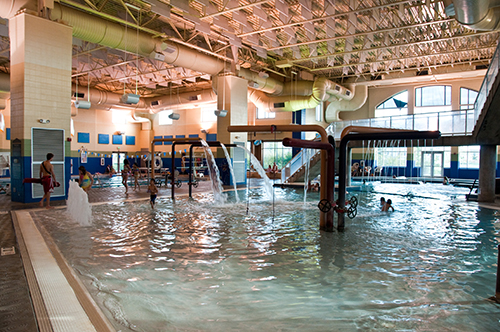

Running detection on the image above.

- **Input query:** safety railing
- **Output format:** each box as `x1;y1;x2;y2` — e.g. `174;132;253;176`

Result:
281;147;320;183
475;38;500;122
328;108;477;140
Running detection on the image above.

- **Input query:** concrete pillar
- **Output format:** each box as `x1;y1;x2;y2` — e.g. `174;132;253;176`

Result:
216;75;248;144
478;144;496;202
9;13;72;203
216;75;248;185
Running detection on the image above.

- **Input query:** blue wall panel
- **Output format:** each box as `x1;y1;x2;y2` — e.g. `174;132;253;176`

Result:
112;135;123;145
126;136;136;145
98;134;109;144
77;132;90;143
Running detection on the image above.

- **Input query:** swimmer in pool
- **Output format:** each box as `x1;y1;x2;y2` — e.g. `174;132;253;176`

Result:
380;197;386;209
381;199;394;212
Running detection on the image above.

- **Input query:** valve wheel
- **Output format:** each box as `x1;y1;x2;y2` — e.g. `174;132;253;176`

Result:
347;206;357;219
348;196;358;208
318;199;333;213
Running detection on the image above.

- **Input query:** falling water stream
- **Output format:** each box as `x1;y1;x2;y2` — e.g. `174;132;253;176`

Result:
303;149;311;205
237;145;273;200
200;139;226;204
220;143;239;202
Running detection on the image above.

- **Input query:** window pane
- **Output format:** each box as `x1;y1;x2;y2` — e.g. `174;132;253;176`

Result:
375;91;408;118
375;147;407;167
415;86;451;107
458;145;480;169
257;108;276;119
262;141;292;169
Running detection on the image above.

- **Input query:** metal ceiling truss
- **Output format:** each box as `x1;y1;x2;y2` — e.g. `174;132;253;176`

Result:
1;0;497;95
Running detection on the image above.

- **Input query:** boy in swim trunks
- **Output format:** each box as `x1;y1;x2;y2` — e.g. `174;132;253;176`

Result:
148;178;158;209
40;153;56;209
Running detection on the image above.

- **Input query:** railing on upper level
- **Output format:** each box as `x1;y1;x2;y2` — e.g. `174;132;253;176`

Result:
281;147;319;183
474;38;500;122
328;108;477;140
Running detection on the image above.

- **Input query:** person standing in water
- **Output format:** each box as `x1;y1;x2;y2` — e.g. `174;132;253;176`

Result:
132;163;142;191
148;178;158;208
381;199;394;212
122;159;131;194
78;166;94;193
40;153;57;209
380;197;386;209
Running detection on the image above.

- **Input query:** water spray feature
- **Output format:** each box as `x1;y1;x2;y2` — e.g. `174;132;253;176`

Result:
200;139;226;204
66;180;92;226
220;143;240;202
238;145;273;200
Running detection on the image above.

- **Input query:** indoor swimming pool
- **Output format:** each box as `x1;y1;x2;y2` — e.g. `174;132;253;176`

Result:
30;182;500;331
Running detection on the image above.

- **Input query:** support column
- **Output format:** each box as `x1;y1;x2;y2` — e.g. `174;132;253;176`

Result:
216;75;248;185
478;144;496;202
9;13;72;203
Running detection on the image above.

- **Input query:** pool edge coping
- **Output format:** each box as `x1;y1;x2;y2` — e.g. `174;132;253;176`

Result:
12;210;115;332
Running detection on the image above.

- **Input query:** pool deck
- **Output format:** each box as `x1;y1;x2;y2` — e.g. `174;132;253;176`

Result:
1;180;500;332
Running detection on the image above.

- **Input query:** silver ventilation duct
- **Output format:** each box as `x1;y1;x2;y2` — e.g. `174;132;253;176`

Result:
2;1;358;116
450;0;500;30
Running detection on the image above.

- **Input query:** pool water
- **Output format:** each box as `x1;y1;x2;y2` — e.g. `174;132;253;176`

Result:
32;183;500;331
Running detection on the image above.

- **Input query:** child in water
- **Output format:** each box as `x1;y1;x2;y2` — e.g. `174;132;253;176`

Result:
148;178;158;209
78;166;94;193
381;199;394;212
380;197;386;208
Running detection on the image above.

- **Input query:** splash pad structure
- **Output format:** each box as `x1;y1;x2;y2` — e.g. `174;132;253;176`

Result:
337;126;441;230
228;124;336;231
229;124;442;232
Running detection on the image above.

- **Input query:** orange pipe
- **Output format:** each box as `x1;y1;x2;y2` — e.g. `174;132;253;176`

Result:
227;125;332;230
341;125;417;139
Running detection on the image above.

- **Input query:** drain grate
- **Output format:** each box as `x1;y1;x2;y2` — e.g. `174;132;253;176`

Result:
1;246;15;256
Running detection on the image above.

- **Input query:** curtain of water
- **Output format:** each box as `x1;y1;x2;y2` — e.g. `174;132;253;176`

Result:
220;143;240;203
303;148;311;205
237;145;273;200
200;139;226;204
66;180;92;226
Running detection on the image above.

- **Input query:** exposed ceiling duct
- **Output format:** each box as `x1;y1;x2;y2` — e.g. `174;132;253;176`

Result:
0;0;37;19
49;3;225;76
146;89;217;114
2;1;357;118
71;86;148;110
450;0;500;30
130;109;151;131
324;85;368;123
248;77;354;113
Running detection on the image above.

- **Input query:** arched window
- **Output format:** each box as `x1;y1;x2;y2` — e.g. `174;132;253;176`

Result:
460;87;478;110
414;85;451;113
375;90;408;117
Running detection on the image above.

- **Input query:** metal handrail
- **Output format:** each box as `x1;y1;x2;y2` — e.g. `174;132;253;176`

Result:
474;39;500;122
327;108;477;140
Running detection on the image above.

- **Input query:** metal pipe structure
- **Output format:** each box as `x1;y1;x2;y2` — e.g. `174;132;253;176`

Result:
188;142;238;198
150;137;201;186
338;129;441;231
227;125;332;230
282;137;336;231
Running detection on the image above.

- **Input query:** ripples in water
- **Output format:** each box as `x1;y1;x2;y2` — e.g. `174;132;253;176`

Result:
33;182;500;332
